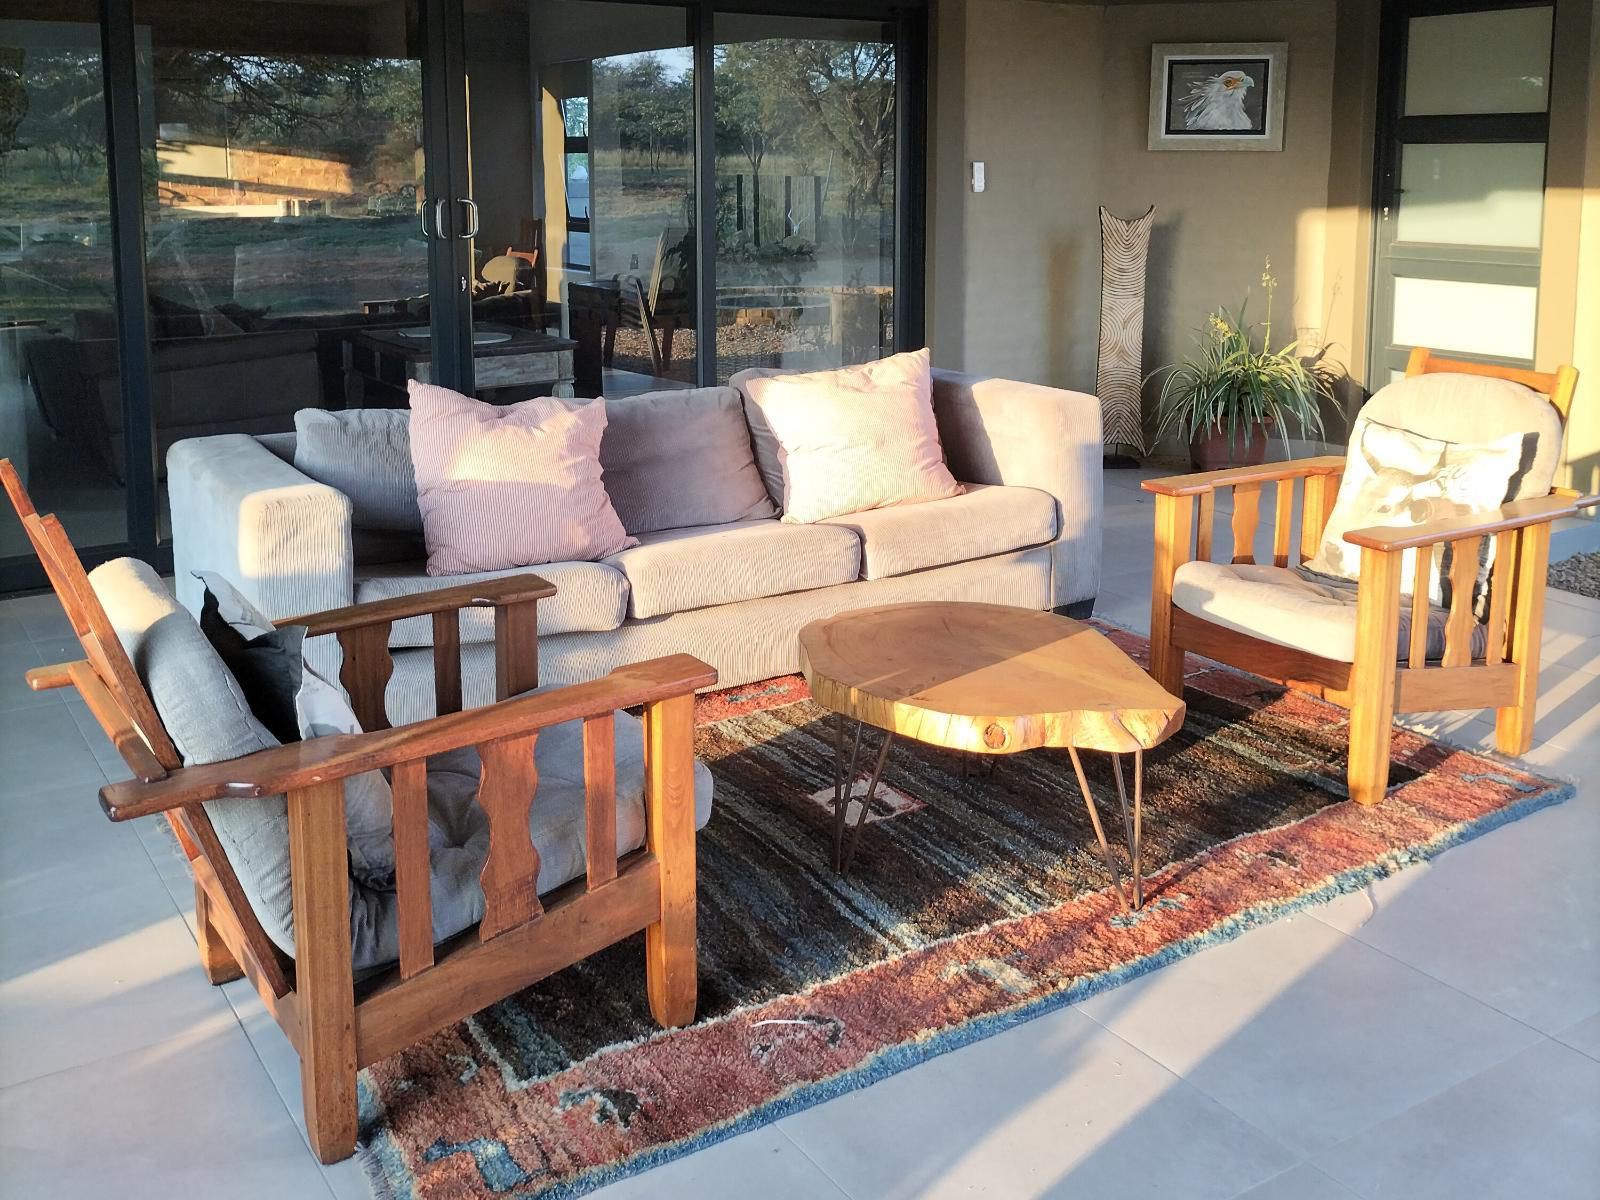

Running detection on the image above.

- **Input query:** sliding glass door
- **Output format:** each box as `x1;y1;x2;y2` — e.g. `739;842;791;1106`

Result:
1;3;130;562
0;0;925;593
713;13;896;382
459;0;698;399
1369;1;1554;384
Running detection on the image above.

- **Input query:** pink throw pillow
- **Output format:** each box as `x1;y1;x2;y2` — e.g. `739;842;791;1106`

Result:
407;381;636;575
740;348;963;523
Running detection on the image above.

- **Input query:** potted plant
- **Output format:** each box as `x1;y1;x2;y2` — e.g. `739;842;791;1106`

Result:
1151;262;1330;471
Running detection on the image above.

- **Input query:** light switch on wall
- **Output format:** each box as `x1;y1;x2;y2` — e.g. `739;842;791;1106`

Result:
971;161;985;193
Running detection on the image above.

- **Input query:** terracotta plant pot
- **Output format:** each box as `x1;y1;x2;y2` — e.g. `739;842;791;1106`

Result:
1189;424;1269;472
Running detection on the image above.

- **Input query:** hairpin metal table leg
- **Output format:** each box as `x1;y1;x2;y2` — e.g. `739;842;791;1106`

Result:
839;730;895;875
1066;745;1141;912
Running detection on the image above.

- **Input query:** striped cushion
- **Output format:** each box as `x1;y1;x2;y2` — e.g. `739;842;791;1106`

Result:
408;381;636;576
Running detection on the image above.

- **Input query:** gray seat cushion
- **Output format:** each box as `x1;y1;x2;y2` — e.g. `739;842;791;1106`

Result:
88;557;712;972
1171;559;1486;663
599;386;777;533
354;559;630;647
822;483;1057;580
606;518;861;619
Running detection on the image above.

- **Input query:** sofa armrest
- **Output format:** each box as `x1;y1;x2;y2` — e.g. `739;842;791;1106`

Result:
932;369;1103;608
167;434;355;674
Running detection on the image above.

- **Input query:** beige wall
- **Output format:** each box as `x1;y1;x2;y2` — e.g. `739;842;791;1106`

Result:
930;0;1340;447
928;0;1600;483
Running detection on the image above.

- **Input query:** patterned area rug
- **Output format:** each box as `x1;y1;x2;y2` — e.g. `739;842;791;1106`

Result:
359;630;1570;1199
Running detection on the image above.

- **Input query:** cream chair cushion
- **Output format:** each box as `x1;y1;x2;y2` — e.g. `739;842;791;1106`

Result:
1172;560;1485;664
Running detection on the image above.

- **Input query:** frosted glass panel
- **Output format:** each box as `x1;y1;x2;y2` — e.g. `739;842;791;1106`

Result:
1391;277;1537;361
1396;143;1546;249
1405;8;1552;115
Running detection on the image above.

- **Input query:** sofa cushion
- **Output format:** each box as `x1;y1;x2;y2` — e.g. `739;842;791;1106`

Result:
407;380;635;575
293;408;422;532
605;519;860;619
730;349;964;522
354;558;630;648
822;483;1056;580
599;386;776;533
1172;559;1486;664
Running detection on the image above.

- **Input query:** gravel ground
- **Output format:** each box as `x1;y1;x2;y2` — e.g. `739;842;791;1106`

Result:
1548;550;1600;599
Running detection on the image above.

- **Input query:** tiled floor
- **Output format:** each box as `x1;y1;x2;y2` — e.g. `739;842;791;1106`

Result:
2;476;1597;1199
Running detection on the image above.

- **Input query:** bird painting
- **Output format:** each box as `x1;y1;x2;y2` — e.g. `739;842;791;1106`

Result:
1183;69;1257;130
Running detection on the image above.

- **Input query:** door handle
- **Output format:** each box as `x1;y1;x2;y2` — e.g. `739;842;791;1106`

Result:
421;197;447;238
457;198;479;240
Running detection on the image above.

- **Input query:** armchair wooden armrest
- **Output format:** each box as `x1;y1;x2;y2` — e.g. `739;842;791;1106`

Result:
1343;492;1600;552
281;572;559;732
1141;455;1346;497
279;574;557;637
99;654;718;820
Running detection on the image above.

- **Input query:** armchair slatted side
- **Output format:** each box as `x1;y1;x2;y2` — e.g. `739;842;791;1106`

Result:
1142;350;1595;806
2;458;714;1164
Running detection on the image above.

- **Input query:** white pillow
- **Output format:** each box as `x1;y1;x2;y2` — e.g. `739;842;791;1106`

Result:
1302;418;1526;606
737;348;962;524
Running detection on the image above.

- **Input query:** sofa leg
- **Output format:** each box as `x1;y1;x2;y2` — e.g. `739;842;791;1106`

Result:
1054;598;1096;620
643;694;698;1029
195;880;244;985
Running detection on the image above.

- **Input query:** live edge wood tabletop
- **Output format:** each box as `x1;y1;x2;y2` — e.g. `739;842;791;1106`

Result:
2;454;715;1165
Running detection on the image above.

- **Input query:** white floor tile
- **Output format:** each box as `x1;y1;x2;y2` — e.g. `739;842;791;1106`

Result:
0;702;106;787
590;1126;849;1199
0;1022;337;1200
1314;1039;1600;1200
778;1004;1297;1200
1233;1162;1361;1199
0;781;158;919
1554;1011;1600;1063
1075;916;1544;1157
0;874;236;1089
0;639;56;712
1309;796;1599;1035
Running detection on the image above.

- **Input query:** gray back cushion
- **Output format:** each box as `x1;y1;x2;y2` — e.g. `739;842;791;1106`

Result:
1358;372;1564;501
599;386;776;533
88;557;300;954
293;408;422;532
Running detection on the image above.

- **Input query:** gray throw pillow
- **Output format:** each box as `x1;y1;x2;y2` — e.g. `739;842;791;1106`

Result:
599;386;777;533
293;408;421;532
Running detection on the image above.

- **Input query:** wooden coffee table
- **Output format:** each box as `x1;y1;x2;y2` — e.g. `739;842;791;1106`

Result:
798;602;1186;909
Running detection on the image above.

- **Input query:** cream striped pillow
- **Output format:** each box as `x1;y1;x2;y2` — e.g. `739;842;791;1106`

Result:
408;381;636;576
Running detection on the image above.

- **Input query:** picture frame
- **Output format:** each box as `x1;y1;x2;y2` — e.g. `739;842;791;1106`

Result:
1148;42;1287;152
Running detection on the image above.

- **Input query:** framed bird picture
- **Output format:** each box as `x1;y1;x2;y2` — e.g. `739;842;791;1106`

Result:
1148;42;1287;151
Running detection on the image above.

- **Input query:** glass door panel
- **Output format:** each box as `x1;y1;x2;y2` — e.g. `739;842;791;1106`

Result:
1403;7;1553;116
132;0;427;535
713;14;895;383
1369;3;1553;382
0;5;131;560
461;0;695;400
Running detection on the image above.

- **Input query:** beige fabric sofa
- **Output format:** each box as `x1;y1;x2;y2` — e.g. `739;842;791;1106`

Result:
168;369;1103;723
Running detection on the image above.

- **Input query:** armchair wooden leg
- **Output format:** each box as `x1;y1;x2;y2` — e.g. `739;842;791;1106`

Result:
643;693;697;1029
1148;494;1193;696
194;880;244;985
289;782;359;1164
1495;522;1551;757
1347;548;1402;806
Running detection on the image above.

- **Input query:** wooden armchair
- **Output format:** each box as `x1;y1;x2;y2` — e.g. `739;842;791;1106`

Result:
2;458;716;1164
1145;349;1595;806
